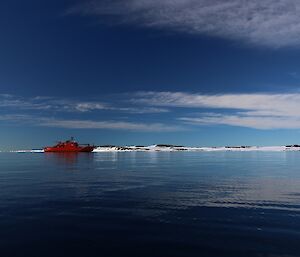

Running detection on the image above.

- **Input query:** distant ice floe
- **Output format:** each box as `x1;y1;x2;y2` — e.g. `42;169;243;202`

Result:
92;145;300;152
9;145;300;153
11;149;44;153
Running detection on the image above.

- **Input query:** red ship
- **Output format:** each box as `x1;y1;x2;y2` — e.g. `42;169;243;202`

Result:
44;137;95;152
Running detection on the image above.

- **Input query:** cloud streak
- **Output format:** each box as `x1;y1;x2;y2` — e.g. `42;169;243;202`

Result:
69;0;300;48
40;118;180;132
180;114;300;130
0;114;181;132
133;91;300;129
0;94;168;114
0;94;173;131
133;91;300;116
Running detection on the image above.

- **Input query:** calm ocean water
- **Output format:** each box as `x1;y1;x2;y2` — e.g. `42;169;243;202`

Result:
1;151;300;257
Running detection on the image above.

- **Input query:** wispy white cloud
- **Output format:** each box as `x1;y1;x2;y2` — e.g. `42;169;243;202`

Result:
0;95;52;110
0;93;174;131
133;91;300;129
180;114;300;130
40;118;180;132
133;91;300;116
68;0;300;48
116;107;169;114
0;114;181;132
72;102;108;112
0;95;109;112
0;94;168;114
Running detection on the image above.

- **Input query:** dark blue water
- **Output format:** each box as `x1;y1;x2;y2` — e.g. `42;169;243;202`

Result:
1;151;300;257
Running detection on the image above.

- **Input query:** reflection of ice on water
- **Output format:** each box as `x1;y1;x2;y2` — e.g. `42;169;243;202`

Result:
93;151;173;166
93;151;119;162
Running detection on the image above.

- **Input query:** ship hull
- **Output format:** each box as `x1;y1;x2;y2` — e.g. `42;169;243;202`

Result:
44;146;94;153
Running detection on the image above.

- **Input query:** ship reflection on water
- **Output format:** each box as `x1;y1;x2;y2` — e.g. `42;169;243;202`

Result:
44;152;94;165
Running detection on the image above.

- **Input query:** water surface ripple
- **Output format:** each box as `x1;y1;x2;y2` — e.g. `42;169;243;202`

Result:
1;152;300;256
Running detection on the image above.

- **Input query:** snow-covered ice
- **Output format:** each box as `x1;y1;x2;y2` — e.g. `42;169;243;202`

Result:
11;149;45;153
92;145;300;152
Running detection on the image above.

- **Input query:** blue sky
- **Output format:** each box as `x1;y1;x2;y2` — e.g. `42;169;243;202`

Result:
2;0;300;150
